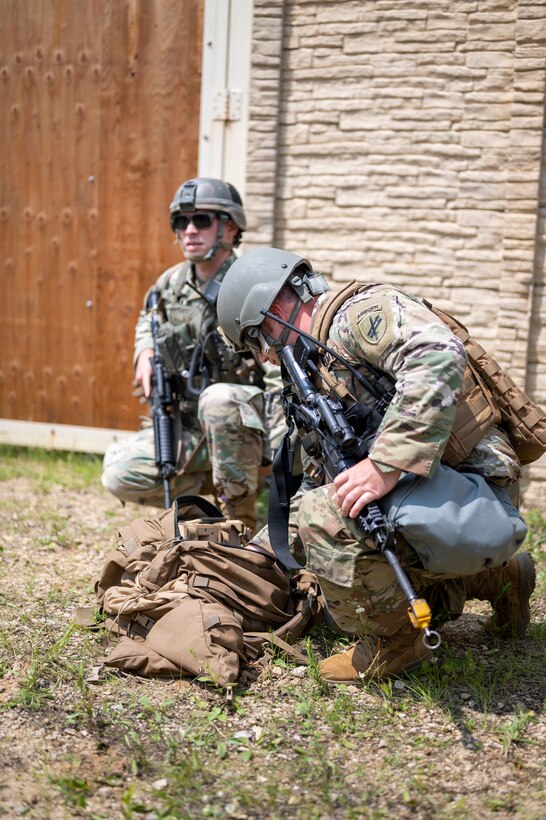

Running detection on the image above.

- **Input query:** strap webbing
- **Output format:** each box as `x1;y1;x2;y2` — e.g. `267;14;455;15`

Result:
313;280;365;344
173;494;224;539
268;436;303;570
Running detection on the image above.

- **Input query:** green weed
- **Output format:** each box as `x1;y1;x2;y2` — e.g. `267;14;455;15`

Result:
304;635;331;696
4;624;86;710
50;775;90;809
497;707;538;758
485;796;516;812
121;784;148;818
527;620;546;644
523;508;546;553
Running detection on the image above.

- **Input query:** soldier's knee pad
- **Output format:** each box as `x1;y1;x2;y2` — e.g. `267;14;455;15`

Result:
101;467;127;499
198;382;236;418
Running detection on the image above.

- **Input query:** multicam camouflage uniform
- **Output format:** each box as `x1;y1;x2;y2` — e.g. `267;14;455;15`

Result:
101;254;286;518
250;285;525;637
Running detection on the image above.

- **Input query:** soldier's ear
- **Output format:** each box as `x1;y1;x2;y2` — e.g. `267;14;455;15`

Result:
225;218;238;238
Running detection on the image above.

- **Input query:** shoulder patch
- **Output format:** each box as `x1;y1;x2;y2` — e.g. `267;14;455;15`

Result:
356;304;386;345
344;293;395;360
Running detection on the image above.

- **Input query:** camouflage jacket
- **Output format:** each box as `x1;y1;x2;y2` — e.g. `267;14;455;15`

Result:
134;255;283;397
311;284;520;484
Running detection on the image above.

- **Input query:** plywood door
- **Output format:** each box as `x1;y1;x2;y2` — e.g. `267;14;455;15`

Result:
0;0;203;430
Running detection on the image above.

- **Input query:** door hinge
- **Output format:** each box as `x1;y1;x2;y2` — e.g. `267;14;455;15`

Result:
213;89;243;122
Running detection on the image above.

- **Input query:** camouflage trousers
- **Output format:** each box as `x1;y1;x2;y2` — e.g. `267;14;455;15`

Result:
101;383;286;508
250;483;490;640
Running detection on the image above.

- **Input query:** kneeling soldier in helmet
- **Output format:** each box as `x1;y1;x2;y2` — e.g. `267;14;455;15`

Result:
216;247;536;682
101;180;286;532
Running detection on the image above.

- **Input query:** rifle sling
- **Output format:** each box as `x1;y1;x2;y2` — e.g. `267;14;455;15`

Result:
174;433;207;479
268;435;303;571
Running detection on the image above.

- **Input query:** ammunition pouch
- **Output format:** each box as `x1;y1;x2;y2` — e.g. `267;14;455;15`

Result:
442;363;501;467
203;331;264;388
157;321;195;375
158;322;263;397
428;304;546;467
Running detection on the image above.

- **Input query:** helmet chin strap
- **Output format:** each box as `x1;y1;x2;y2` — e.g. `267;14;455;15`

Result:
260;300;302;351
184;214;233;263
258;271;328;349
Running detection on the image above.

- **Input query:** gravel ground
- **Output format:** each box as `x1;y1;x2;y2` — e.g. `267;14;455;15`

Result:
0;468;544;819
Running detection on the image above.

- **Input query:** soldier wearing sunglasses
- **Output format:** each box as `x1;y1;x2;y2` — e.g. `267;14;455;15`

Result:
101;178;286;530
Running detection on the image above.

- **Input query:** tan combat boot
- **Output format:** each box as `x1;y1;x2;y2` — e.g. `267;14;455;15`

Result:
218;493;257;534
319;629;432;684
463;552;536;636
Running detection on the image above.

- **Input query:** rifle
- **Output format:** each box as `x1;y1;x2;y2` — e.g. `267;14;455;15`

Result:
275;335;441;650
182;278;219;398
183;277;261;396
147;290;177;508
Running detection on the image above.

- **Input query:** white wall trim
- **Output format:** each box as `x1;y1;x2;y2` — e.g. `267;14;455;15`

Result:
0;419;136;455
199;0;253;198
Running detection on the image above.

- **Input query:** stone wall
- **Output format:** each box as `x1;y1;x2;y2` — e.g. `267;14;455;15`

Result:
523;58;546;509
245;0;546;509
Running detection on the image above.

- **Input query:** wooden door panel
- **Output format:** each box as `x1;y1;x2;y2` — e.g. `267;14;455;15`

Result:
0;0;203;429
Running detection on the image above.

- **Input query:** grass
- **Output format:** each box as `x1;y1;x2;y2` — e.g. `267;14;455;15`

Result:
0;444;102;488
0;446;545;819
497;707;538;759
524;508;546;587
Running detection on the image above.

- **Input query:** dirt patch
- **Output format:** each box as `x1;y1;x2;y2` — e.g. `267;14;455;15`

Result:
0;469;545;819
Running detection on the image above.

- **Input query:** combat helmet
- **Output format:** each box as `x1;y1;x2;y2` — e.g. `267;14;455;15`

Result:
169;177;246;262
217;247;329;352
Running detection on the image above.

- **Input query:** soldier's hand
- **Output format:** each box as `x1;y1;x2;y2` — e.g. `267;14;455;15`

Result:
332;458;401;519
135;349;154;398
132;379;147;404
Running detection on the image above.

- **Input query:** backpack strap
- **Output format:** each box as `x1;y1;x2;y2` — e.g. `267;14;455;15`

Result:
243;573;323;664
310;281;393;405
313;280;365;345
423;299;546;465
244;633;310;665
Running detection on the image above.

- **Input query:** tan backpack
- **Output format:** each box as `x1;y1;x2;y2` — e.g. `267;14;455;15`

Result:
424;303;546;466
87;496;322;687
313;282;546;467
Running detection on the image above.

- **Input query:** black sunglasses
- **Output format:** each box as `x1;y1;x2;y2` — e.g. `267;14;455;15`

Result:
173;212;217;232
